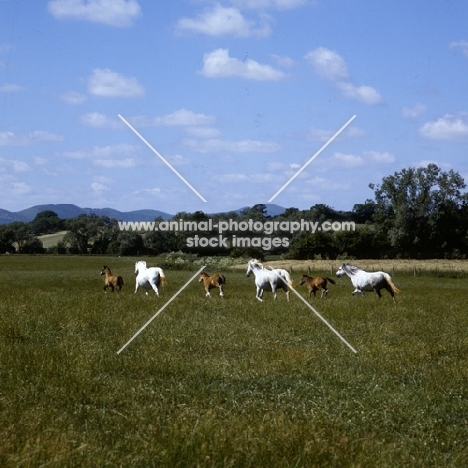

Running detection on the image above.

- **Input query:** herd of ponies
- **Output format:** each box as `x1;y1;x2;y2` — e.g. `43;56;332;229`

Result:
101;259;401;302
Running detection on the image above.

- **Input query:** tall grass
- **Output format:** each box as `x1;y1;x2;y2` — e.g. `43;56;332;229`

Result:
0;256;467;467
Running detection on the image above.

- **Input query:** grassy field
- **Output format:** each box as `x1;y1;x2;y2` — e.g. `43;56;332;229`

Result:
0;255;467;467
37;231;68;249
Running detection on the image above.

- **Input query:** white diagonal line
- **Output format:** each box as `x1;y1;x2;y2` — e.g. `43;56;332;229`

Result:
268;114;356;202
118;114;207;203
117;266;206;354
274;271;357;354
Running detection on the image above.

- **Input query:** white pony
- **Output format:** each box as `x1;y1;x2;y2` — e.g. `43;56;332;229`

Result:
246;259;293;302
134;261;167;296
335;263;401;301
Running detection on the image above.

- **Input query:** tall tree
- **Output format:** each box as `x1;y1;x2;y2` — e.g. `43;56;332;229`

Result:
370;164;467;257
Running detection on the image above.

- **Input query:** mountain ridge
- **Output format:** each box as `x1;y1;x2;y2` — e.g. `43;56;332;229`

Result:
0;203;287;224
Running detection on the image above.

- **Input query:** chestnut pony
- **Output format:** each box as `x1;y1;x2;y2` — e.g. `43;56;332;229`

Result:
199;271;226;298
100;265;124;292
300;274;335;299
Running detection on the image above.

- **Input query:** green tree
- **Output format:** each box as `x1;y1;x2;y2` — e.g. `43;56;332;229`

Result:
370;164;468;258
30;210;63;235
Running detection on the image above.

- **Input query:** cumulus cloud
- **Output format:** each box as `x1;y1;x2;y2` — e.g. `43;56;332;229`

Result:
336;82;383;106
305;47;382;105
63;144;139;161
47;0;141;27
60;90;87;105
232;0;309;9
402;103;427;119
87;68;145;97
214;172;277;183
0;83;24;93
307;125;366;142
183;137;281;154
331;150;395;168
449;40;468;57
129;109;216;127
0;157;30;172
304;47;350;81
80;112;122;128
0;130;63;146
271;54;294;68
185;127;221;139
200;48;285;81
176;4;271;37
419;113;468;141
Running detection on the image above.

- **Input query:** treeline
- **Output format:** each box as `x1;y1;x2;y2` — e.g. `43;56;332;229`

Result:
1;164;467;260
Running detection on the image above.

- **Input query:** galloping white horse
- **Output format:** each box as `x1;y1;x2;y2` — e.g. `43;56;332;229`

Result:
335;263;401;301
134;261;167;296
246;259;293;302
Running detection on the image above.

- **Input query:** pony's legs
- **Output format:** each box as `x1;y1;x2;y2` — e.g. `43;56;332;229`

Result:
256;286;263;302
382;284;396;300
219;285;224;297
150;282;160;296
352;288;365;297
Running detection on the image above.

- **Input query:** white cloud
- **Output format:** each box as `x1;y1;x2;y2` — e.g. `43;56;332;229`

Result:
176;4;271;37
402;103;427;119
305;47;383;105
87;68;145;97
304;47;350;81
63;143;139;160
183;137;281;154
94;158;136;168
11;182;32;195
0;83;24;93
33;157;48;166
60;90;87;105
363;150;395;164
307;125;366;142
271;54;294;68
91;182;110;192
449;40;468;57
0;157;30;172
130;109;216;127
232;0;310;10
419;113;468;141
336;82;383;106
80;112;122;128
333;152;364;167
0;131;63;146
215;172;277;183
305;176;345;191
47;0;141;27
331;150;395;168
185;127;221;139
200;48;285;81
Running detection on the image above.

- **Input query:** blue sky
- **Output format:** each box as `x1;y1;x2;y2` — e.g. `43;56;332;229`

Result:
1;0;467;215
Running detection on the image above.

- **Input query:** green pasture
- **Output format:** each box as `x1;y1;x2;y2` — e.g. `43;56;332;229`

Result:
0;256;467;467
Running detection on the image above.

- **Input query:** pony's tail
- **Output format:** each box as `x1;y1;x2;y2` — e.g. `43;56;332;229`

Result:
284;274;297;289
160;273;168;286
118;276;124;287
386;277;401;294
326;277;336;285
219;275;226;285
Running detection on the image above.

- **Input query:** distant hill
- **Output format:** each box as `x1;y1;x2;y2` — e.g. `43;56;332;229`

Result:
0;204;173;224
0;203;287;225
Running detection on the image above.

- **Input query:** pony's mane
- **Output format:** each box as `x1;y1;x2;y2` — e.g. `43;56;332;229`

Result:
249;258;264;268
341;263;363;275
